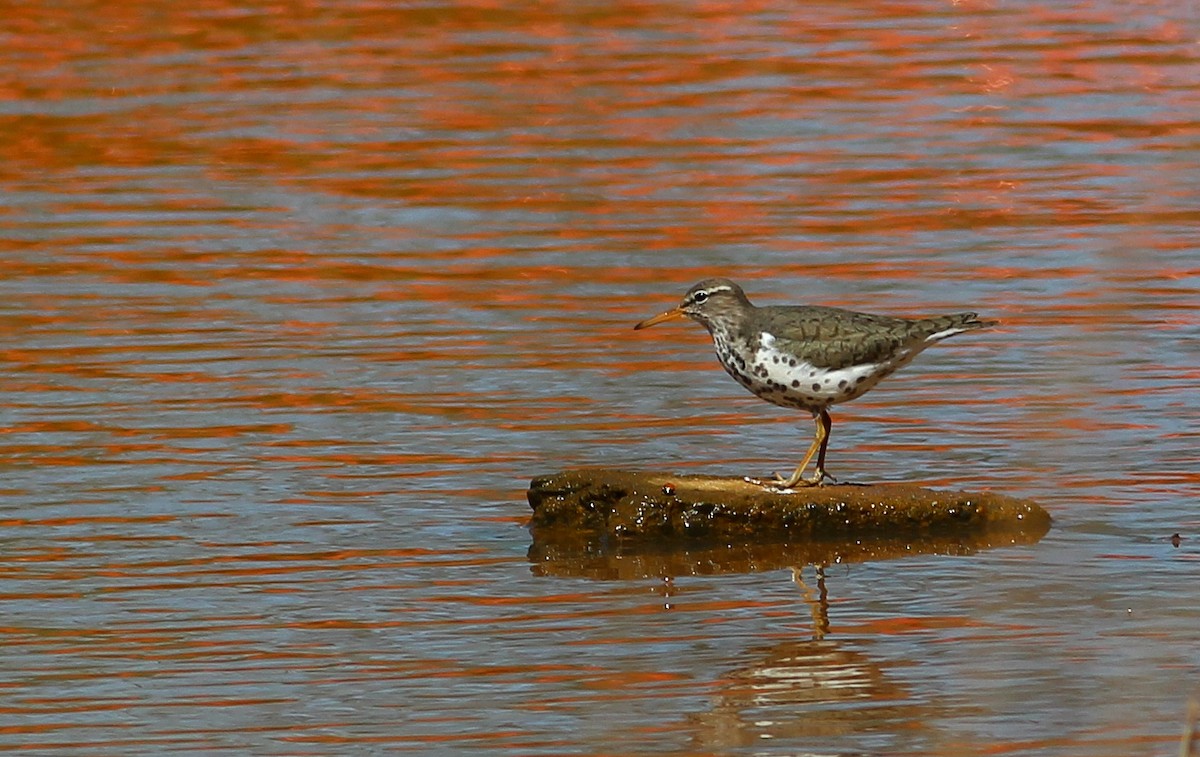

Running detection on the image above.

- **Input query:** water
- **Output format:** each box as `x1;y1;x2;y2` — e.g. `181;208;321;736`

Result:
2;1;1199;754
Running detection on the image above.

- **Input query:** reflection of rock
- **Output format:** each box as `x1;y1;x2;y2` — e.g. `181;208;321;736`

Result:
691;638;927;750
528;528;1047;580
528;468;1051;542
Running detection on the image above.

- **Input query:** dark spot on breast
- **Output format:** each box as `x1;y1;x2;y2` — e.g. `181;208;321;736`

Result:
791;379;800;388
811;383;821;391
838;379;848;388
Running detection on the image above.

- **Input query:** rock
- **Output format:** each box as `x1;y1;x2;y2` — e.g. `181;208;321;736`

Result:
527;468;1051;542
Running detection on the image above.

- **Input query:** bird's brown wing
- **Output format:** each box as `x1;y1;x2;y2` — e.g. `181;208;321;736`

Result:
754;306;987;370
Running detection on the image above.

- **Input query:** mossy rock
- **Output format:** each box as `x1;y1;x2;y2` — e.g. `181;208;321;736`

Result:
528;468;1050;542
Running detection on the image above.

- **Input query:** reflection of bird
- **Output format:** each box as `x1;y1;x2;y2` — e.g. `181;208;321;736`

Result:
635;278;997;488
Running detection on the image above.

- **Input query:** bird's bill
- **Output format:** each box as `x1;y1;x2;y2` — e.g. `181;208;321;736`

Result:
634;306;685;330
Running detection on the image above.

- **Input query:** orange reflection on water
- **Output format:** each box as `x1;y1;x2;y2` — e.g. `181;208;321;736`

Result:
0;0;1197;753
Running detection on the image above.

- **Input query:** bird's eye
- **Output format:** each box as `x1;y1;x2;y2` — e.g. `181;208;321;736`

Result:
693;291;709;304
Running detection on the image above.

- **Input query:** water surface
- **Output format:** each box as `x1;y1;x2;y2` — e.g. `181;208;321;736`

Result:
2;1;1199;754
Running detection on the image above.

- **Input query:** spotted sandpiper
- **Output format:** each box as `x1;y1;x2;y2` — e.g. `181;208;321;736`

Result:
634;278;997;488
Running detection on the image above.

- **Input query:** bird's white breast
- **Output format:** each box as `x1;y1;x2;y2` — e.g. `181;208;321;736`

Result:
713;331;916;411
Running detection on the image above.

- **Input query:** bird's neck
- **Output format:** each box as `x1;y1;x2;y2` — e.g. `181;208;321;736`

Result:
697;317;748;347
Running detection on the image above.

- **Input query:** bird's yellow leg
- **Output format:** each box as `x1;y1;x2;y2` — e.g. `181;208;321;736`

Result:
775;411;831;488
811;410;834;484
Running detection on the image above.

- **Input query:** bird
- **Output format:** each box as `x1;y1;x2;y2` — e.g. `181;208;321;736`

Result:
633;278;997;488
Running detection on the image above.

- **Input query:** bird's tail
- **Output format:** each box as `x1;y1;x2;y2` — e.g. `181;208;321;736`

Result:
920;312;998;343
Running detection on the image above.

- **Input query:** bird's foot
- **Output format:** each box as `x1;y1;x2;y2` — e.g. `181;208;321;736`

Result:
744;475;800;492
771;468;836;488
742;471;824;493
815;469;838;485
776;471;820;488
745;479;800;493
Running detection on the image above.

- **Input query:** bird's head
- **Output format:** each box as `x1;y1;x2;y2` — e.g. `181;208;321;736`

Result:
634;278;752;332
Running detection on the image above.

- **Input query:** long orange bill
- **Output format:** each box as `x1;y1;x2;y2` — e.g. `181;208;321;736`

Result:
634;306;685;330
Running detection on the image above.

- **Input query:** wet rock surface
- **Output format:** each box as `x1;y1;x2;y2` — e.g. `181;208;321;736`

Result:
528;468;1052;543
